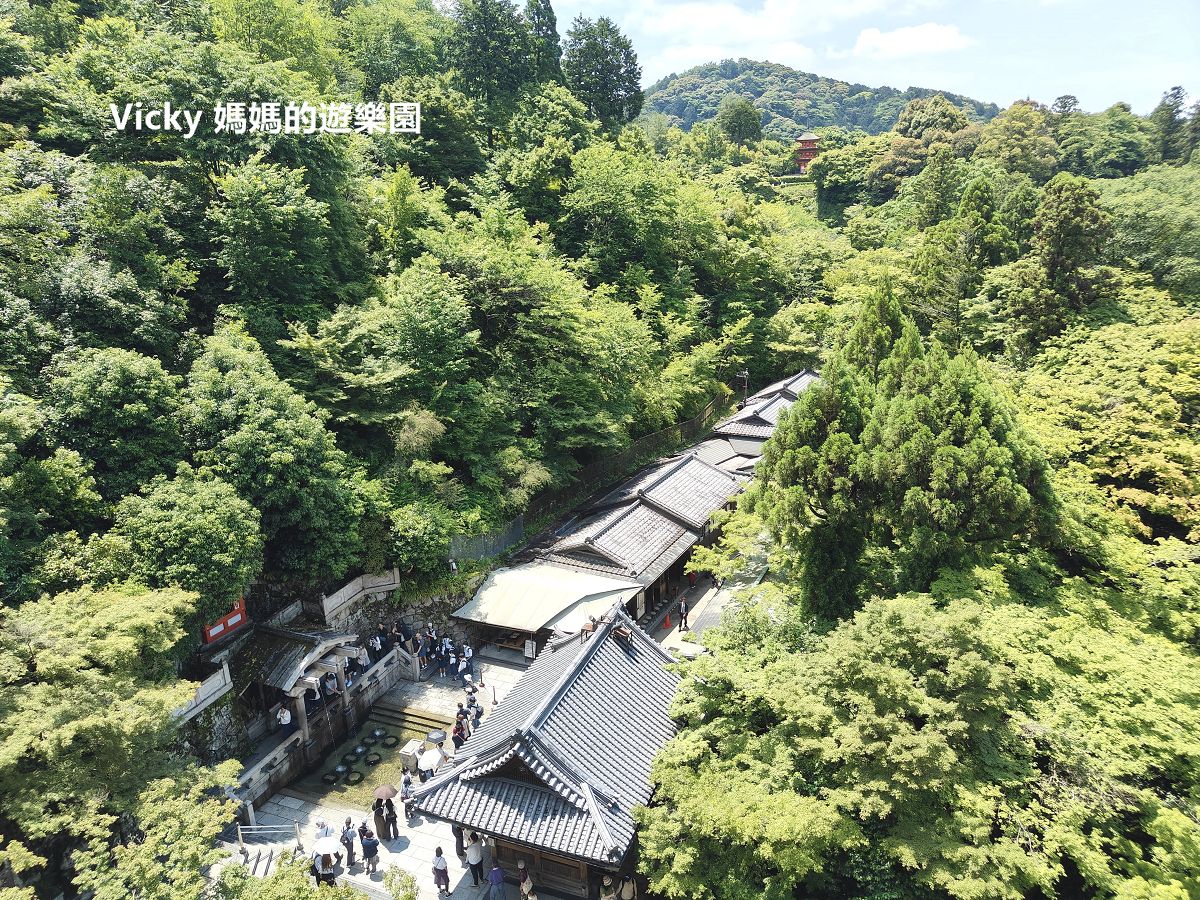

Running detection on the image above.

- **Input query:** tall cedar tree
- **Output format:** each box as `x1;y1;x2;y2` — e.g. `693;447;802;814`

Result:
561;15;642;128
1149;85;1188;163
524;0;562;83
756;288;1052;616
448;0;534;147
1032;171;1111;301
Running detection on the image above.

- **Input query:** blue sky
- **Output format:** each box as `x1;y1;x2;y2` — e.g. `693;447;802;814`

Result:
554;0;1200;113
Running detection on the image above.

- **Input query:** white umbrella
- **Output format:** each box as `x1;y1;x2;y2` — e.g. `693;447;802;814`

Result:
418;747;444;771
312;836;342;856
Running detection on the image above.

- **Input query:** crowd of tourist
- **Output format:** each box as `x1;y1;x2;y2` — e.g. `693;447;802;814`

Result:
367;619;484;690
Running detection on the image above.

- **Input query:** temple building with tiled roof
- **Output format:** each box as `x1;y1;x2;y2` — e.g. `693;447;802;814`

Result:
413;604;679;896
452;371;818;643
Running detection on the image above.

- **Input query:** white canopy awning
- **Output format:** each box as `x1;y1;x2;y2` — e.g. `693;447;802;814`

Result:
453;562;640;633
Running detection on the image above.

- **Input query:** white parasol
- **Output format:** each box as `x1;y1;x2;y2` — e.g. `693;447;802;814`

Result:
312;836;342;856
418;747;444;771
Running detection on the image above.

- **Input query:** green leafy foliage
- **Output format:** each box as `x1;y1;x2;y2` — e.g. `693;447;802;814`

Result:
0;584;238;895
183;323;365;581
1;3;1198;896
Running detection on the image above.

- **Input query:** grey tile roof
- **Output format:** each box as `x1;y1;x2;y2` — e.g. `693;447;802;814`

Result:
692;438;739;467
518;371;816;594
548;503;700;584
641;455;743;527
414;606;679;866
226;625;357;693
747;370;818;403
714;372;817;439
542;454;743;584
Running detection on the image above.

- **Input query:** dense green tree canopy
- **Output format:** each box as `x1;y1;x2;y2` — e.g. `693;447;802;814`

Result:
0;584;238;896
562;16;643;128
0;1;1196;895
715;94;762;146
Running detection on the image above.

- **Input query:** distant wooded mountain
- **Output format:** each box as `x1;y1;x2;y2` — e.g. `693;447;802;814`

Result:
643;58;1001;139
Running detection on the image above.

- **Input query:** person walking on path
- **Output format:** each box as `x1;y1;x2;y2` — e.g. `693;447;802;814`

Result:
432;847;452;896
340;817;356;867
678;596;690;630
372;798;388;841
384;798;400;839
487;862;506;900
465;832;484;885
360;829;380;874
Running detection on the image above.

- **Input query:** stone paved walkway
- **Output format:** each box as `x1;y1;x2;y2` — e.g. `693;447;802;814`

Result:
655;542;769;656
239;788;525;899
386;659;525;717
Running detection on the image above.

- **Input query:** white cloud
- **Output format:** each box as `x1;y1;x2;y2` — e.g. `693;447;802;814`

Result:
626;0;879;82
850;22;974;59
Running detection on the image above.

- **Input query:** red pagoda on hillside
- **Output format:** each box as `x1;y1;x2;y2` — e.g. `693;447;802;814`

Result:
793;131;820;174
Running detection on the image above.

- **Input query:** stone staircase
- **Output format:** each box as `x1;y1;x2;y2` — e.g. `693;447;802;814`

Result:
218;823;305;880
369;701;453;742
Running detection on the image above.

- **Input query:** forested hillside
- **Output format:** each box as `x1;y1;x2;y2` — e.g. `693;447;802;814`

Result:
642;91;1200;899
0;0;1197;895
642;58;1000;139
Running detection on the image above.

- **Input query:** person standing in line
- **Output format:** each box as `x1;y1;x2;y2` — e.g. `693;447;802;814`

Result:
465;832;484;885
678;596;690;630
432;846;452;896
356;643;370;674
314;853;337;886
372;798;388;841
417;634;430;671
457;653;471;687
471;694;484;729
451;823;466;861
517;860;534;897
462;641;475;683
276;704;296;737
487;862;506;900
340;817;357;867
452;716;467;750
384;797;399;839
436;648;448;679
401;772;415;818
360;828;380;874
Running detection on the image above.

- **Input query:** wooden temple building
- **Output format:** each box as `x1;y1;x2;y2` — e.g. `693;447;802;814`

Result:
413;604;679;896
451;371;819;650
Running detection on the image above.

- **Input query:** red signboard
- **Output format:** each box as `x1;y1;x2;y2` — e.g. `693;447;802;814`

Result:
203;597;250;643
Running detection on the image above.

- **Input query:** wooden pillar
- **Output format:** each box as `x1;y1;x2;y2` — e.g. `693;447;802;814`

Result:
292;693;309;743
